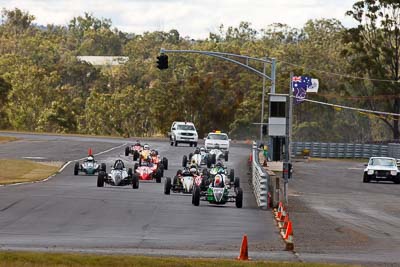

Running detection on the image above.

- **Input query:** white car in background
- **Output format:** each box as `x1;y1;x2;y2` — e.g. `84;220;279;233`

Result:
363;157;400;184
169;121;198;147
204;131;230;151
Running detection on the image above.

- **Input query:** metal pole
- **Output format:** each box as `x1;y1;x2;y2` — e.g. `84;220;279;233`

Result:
271;58;276;94
283;72;294;205
260;58;267;142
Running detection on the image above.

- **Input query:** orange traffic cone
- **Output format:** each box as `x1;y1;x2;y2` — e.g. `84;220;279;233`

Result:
279;213;289;229
88;148;93;156
237;234;249;260
282;221;293;240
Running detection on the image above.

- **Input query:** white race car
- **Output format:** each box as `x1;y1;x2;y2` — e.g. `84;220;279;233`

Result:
182;147;208;167
97;159;139;189
363;157;400;184
206;147;228;168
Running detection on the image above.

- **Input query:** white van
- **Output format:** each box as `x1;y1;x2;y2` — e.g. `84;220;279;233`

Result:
169;121;198;147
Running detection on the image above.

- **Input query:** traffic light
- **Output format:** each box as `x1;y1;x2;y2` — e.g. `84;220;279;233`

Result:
156;54;168;70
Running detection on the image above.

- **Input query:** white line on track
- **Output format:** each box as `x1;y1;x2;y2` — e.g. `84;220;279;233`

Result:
61;143;128;171
0;143;127;187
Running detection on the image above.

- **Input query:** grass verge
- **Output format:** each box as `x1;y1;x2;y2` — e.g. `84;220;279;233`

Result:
0;252;361;267
0;159;61;185
0;136;18;144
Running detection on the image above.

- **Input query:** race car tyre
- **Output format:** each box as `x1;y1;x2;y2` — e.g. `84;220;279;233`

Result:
175;141;178;146
206;156;212;168
211;154;216;164
193;186;200;206
202;168;209;177
224;151;229;161
156;169;162;183
128;168;133;178
363;173;370;183
133;151;139;161
194;142;197;147
134;163;139;171
173;176;179;186
170;141;173;146
97;171;105;187
229;169;235;183
189;153;193;161
101;163;106;172
74;162;79;175
182;155;188;167
125;146;130;156
164;177;171;195
132;173;139;189
162;157;168;170
236;187;243;208
234;177;240;188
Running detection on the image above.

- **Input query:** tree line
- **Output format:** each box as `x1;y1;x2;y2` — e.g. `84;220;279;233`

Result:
0;0;399;142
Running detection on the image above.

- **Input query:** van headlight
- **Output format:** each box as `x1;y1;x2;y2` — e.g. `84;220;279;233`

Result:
390;170;397;176
367;169;374;175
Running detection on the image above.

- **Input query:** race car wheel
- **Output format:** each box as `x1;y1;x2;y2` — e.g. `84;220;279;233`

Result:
132;173;139;189
229;169;234;183
101;163;106;172
363;173;370;183
162;157;168;170
211;154;216;164
173;176;179;186
134;163;139;171
156;169;162;183
125;146;130;156
182;155;188;167
133;151;139;161
206;156;212;168
234;177;240;188
194;142;197;147
175;141;178;147
235;187;243;208
193;186;200;206
74;162;79;175
170;140;173;146
97;171;105;187
224;151;229;161
189;153;193;161
128;168;133;178
164;177;171;195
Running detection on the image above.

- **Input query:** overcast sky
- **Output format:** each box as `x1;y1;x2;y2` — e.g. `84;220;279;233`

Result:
1;0;357;39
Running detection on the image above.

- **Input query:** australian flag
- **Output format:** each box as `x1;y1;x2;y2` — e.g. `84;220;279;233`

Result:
292;76;312;104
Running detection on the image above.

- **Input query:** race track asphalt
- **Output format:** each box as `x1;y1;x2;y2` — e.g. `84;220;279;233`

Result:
0;133;292;261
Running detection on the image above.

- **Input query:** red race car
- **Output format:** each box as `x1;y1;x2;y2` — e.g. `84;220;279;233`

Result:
125;141;143;161
134;149;168;183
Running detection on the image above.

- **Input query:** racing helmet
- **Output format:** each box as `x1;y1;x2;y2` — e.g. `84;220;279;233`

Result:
200;147;205;152
190;167;197;174
87;156;94;161
215;161;223;168
194;147;200;154
151;150;157;156
143;144;149;150
214;174;222;187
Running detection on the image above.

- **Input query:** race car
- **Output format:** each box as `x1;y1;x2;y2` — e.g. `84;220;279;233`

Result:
206;145;229;167
125;140;143;161
209;161;236;187
97;159;139;189
192;173;242;208
164;166;209;195
134;150;168;183
182;147;208;167
74;153;106;175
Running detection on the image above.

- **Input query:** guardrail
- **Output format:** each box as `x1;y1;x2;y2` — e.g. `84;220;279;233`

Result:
291;142;390;158
251;142;269;209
